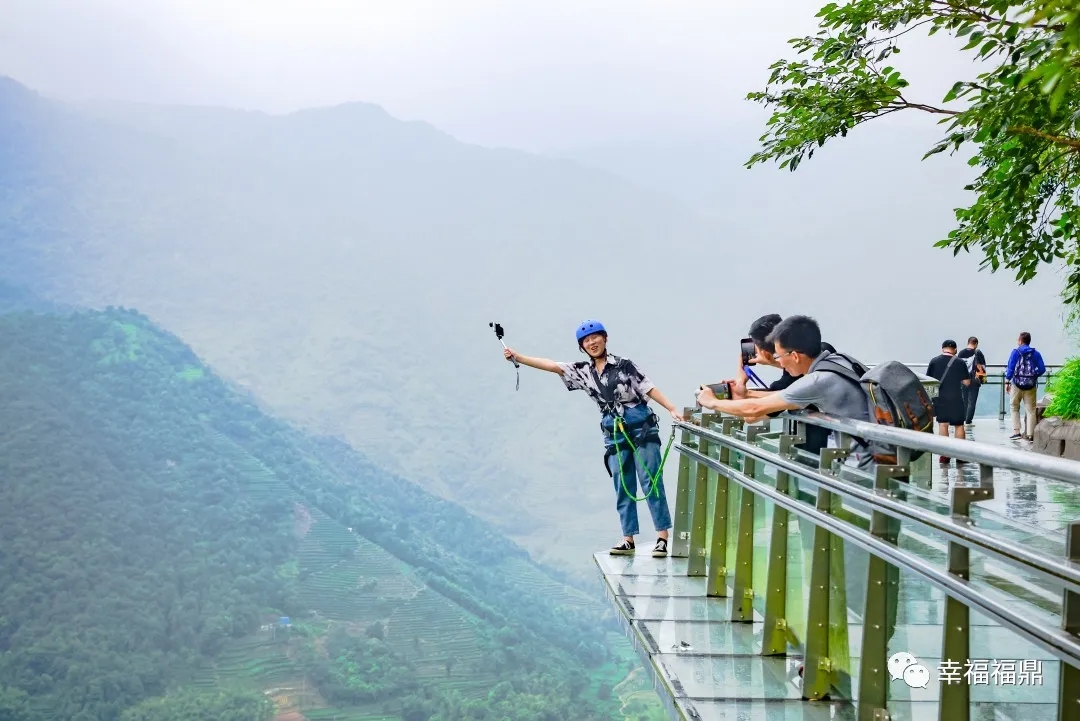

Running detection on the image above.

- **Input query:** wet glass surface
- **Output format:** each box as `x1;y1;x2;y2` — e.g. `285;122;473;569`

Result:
678;699;1056;720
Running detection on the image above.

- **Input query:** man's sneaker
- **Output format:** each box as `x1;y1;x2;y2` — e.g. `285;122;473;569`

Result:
652;538;669;557
610;539;635;555
1010;433;1022;440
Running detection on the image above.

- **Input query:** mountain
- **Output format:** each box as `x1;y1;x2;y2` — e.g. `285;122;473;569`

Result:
0;77;741;573
0;279;69;314
0;306;653;721
0;76;1069;579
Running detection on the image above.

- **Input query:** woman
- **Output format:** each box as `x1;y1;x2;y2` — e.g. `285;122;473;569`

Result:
503;320;684;557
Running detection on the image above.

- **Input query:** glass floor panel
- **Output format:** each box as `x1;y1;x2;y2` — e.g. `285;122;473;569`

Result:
636;620;770;656
620;595;738;622
679;699;855;720
677;699;1056;721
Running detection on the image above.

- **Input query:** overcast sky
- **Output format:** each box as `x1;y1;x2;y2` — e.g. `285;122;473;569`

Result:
2;1;1073;392
2;0;977;150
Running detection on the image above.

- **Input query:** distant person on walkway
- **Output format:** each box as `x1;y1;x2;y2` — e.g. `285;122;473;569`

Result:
696;315;885;468
926;340;971;463
723;313;835;456
957;337;987;426
1006;331;1046;441
502;320;683;557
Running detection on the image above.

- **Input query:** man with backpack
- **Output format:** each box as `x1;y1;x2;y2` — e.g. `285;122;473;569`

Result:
696;315;933;469
1006;332;1046;441
957;337;987;426
724;313;836;456
926;340;972;462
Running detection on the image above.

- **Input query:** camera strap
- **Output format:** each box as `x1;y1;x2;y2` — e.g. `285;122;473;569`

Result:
744;365;770;389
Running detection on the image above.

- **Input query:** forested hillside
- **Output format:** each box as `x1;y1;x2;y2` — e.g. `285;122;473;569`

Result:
0;307;655;721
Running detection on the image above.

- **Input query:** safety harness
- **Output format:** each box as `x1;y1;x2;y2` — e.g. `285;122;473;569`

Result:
590;358;677;502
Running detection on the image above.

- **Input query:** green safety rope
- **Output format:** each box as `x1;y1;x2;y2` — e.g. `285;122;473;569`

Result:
610;417;678;502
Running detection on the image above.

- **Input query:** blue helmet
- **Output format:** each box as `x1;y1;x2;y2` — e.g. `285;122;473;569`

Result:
575;319;607;344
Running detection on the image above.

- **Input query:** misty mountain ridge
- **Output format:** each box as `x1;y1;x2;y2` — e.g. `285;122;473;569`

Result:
0;74;1070;575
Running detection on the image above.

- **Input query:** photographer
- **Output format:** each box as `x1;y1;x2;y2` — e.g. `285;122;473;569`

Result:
723;314;834;455
697;315;879;468
502;320;683;558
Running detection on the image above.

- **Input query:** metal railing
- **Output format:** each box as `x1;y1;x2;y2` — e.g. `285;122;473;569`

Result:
894;362;1063;422
668;407;1080;721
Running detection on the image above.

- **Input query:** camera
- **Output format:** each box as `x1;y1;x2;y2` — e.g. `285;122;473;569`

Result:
740;337;757;365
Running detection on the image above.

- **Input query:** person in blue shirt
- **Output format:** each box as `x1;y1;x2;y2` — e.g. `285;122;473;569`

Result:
1005;331;1046;441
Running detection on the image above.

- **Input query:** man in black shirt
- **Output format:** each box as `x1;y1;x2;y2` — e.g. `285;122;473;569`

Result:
927;339;972;462
956;336;987;425
729;314;834;455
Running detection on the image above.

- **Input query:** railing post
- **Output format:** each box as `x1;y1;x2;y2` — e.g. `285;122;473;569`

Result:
687;414;718;577
803;447;852;701
762;431;801;655
939;477;993;721
1060;521;1080;721
706;417;735;597
670;408;697;559
857;463;907;721
731;424;760;623
999;372;1007;422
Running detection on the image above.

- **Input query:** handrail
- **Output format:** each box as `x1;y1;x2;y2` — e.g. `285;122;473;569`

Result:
749;410;1080;486
752;361;1060;423
675;419;1080;595
883;362;1063;370
675;439;1080;669
634;405;1080;719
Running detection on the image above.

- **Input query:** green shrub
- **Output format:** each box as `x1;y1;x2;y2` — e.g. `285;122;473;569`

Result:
1044;358;1080;420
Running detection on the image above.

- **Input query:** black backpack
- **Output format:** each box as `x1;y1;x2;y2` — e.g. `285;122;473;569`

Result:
812;353;936;463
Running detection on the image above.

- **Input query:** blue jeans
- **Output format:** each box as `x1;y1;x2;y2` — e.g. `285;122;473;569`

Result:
602;405;673;537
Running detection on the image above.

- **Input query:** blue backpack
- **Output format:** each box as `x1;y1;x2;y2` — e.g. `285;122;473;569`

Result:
1013;351;1039;390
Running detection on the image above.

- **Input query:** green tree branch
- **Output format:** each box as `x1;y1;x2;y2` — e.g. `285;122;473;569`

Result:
748;0;1080;303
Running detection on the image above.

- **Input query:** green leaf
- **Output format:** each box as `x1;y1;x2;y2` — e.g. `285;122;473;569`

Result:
962;31;985;50
942;81;965;103
1041;64;1065;95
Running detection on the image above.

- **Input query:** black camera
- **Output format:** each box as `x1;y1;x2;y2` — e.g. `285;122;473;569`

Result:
740;337;757;365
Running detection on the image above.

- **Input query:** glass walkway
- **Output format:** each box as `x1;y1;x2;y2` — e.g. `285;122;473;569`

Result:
595;414;1080;721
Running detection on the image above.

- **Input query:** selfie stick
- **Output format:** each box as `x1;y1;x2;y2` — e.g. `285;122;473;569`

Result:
490;322;520;391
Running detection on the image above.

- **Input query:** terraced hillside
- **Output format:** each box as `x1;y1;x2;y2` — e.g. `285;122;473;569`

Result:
499;557;602;613
188;433;507;715
0;308;650;720
190;429;631;719
385;589;497;698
